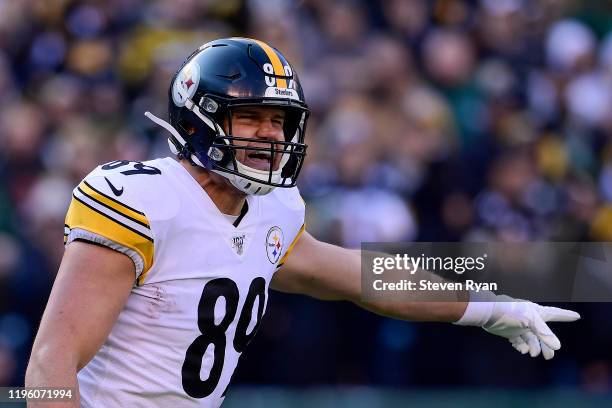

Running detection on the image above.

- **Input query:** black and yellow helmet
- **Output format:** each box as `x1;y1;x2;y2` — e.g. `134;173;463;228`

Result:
145;37;309;195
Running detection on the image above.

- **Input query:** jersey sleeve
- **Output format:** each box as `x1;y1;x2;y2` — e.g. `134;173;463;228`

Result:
277;222;305;269
64;170;155;281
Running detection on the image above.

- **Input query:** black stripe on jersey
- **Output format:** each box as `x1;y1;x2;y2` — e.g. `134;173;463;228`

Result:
72;194;154;243
83;180;146;216
77;186;150;229
233;201;249;228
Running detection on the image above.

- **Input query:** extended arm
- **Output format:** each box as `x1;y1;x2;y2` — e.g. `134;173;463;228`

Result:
272;231;580;359
272;231;468;322
25;241;135;407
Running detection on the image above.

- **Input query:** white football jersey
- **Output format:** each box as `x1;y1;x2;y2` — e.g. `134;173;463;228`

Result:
63;157;305;407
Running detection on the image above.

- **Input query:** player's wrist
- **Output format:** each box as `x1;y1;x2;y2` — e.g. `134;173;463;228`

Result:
453;290;497;326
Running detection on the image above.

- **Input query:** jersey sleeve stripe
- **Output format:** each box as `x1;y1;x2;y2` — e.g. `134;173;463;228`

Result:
83;180;145;215
277;223;305;268
72;193;153;242
80;181;149;226
75;187;152;238
65;197;154;275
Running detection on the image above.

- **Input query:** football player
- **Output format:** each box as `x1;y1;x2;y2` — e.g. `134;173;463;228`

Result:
26;38;579;407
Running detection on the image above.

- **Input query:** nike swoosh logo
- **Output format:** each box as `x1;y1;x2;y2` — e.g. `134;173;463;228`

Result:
104;177;124;196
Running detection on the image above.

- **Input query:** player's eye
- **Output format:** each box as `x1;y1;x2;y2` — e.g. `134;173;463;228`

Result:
235;114;257;122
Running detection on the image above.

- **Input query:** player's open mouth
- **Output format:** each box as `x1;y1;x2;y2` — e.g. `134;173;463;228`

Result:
244;151;273;170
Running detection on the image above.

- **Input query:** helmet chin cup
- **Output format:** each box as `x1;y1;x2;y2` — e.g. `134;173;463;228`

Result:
223;159;282;195
224;172;275;196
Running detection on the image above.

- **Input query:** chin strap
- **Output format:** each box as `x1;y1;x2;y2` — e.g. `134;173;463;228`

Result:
144;111;206;167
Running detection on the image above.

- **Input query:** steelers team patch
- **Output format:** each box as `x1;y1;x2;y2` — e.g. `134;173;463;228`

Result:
266;226;284;264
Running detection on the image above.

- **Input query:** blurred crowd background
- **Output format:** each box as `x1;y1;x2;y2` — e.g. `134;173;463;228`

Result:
0;0;611;399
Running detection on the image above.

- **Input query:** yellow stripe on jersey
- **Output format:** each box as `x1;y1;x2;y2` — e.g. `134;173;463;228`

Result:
79;180;150;227
254;40;288;89
277;223;305;268
65;194;154;280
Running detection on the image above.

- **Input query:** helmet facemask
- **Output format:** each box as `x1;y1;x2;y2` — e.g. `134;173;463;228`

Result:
150;95;308;195
211;102;308;195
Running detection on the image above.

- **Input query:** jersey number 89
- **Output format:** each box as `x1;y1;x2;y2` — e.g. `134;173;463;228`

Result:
181;277;266;398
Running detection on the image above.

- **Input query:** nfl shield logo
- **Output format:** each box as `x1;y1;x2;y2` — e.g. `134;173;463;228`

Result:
232;234;245;255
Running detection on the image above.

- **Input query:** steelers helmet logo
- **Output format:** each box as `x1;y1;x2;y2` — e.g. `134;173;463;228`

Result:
172;61;200;107
266;226;284;264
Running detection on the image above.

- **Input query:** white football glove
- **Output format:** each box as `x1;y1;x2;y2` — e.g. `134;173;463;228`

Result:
455;292;580;360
